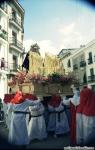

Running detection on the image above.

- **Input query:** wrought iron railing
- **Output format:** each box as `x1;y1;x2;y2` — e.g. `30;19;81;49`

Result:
9;63;22;72
9;14;22;28
9;37;23;50
0;59;8;71
80;61;86;67
88;75;95;82
0;3;7;13
73;64;78;70
0;26;8;41
88;58;93;65
0;58;22;72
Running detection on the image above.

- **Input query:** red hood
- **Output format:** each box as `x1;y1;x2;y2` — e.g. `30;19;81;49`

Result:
23;94;38;100
83;91;95;116
3;94;15;103
48;95;61;107
77;88;94;115
11;91;25;104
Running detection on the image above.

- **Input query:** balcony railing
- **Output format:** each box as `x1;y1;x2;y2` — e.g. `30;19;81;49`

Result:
88;75;95;82
10;63;22;72
0;26;8;41
0;58;23;72
0;3;7;13
9;37;23;50
80;61;86;67
88;58;93;65
9;14;22;28
73;64;78;70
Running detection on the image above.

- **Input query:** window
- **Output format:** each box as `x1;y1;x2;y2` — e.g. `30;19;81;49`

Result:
88;52;93;64
83;73;87;83
89;52;92;59
67;59;71;67
12;31;17;45
0;44;1;51
90;68;94;81
12;31;17;39
13;55;18;70
90;68;94;76
1;57;5;68
12;9;16;20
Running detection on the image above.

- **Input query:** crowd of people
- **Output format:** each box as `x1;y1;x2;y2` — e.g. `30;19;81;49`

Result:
1;84;95;147
2;91;70;147
63;85;95;146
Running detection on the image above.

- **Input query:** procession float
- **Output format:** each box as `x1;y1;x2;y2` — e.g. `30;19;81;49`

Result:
5;43;78;102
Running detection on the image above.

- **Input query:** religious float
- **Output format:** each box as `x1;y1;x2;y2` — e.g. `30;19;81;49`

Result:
7;71;77;96
5;43;78;102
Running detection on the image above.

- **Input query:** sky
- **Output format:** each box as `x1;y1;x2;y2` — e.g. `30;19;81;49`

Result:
19;0;95;57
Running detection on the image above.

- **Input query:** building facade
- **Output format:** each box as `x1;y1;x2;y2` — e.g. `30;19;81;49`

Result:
0;0;24;99
58;40;95;90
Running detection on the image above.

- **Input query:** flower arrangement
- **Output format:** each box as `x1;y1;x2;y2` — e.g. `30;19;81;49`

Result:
15;71;26;84
8;71;78;87
47;72;78;84
8;80;16;86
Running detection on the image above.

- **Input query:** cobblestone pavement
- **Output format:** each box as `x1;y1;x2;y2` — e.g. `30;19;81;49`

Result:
0;122;70;149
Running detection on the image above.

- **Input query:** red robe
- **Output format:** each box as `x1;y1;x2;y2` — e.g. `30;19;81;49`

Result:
83;91;95;116
70;102;78;145
76;88;95;145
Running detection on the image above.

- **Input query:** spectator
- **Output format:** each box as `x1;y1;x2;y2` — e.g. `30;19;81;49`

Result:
1;58;5;69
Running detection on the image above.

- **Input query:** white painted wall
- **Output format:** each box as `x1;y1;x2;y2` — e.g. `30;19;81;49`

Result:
0;0;24;98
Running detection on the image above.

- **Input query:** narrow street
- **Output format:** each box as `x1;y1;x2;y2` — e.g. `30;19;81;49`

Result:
0;122;70;149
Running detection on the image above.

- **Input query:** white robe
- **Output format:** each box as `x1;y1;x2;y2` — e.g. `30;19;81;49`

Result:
47;102;70;134
6;103;13;129
47;104;56;132
76;113;84;145
70;91;80;106
76;114;95;146
82;114;95;145
3;102;11;128
8;99;40;146
28;102;47;141
62;97;71;127
55;103;70;134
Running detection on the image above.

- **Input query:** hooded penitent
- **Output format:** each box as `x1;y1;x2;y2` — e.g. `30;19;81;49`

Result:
77;87;93;114
48;95;61;108
3;94;15;103
23;94;38;101
82;89;95;116
11;91;25;104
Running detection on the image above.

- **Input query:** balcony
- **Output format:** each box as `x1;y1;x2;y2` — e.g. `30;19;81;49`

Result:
80;61;86;68
0;58;8;71
0;25;8;41
88;75;95;82
73;64;78;70
9;14;22;30
10;63;22;73
88;58;93;65
0;3;7;14
9;37;23;51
